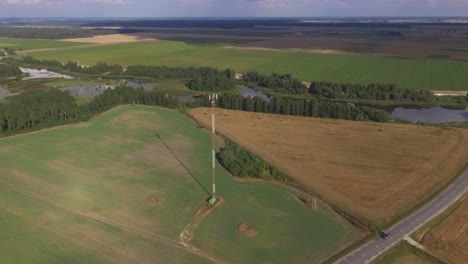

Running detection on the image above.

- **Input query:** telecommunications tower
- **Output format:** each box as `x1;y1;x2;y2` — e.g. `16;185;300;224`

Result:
208;93;218;206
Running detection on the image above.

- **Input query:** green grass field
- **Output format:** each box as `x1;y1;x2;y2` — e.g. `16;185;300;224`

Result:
0;105;358;264
0;37;81;51
29;40;468;90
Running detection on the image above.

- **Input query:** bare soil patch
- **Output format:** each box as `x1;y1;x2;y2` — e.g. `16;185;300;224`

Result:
147;196;164;206
190;108;468;226
180;198;225;264
237;223;258;237
419;197;468;264
62;34;159;44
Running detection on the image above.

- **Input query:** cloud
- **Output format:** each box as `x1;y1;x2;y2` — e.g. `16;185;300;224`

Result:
0;0;125;4
0;0;467;16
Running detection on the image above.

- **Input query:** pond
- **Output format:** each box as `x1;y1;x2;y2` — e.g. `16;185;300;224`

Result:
0;87;10;100
391;106;468;124
177;95;195;101
124;80;154;89
239;85;271;102
61;84;115;97
20;67;73;80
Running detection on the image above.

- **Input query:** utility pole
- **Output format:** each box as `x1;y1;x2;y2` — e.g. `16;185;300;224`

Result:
208;93;218;206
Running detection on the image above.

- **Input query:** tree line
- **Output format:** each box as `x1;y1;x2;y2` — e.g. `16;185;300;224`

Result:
0;89;78;132
0;63;21;77
18;57;237;91
242;71;307;94
217;141;292;182
210;94;390;122
125;65;237;91
21;57;123;75
0;87;178;135
309;81;434;101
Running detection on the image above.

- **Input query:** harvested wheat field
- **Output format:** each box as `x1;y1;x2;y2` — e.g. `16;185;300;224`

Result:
62;34;158;44
419;197;468;264
190;108;468;226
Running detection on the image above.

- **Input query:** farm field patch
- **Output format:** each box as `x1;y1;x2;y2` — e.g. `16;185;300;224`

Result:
0;37;81;50
0;105;358;264
372;241;441;264
62;34;159;44
190;108;468;226
417;196;468;264
28;39;468;90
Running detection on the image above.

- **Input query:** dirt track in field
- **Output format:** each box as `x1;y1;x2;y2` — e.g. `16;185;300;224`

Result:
419;196;468;264
190;108;468;226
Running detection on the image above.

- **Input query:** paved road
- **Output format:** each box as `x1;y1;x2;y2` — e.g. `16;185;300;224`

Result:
338;169;468;264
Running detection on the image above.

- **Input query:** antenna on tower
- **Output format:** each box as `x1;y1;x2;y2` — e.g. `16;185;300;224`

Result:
208;91;218;206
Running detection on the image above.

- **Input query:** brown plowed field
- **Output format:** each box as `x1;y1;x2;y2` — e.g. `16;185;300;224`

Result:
190;108;468;225
420;197;468;264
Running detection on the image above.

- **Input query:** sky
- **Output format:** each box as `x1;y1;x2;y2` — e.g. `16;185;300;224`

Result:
0;0;467;18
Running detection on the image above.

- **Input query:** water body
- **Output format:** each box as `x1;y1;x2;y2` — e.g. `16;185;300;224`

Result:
177;95;195;101
392;106;468;124
0;88;10;100
20;67;73;80
239;85;271;102
61;85;115;97
125;80;154;89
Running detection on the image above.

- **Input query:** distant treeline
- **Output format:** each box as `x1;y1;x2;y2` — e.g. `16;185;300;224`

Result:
0;64;21;77
0;26;117;39
82;19;415;29
217;141;292;182
242;71;307;94
0;87;178;135
211;94;390;122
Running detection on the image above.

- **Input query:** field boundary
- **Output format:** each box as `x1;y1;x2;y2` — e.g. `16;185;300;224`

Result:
188;111;371;231
383;162;468;230
189;110;374;232
415;193;468;264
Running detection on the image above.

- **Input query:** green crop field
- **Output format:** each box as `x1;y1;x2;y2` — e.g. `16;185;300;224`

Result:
0;105;358;264
28;40;468;90
0;37;81;51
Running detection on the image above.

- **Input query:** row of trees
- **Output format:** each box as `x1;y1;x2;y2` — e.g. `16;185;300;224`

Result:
65;61;123;75
126;65;235;79
242;71;307;94
186;71;236;91
83;86;178;115
217;141;292;182
0;87;178;135
0;47;17;56
210;94;390;122
0;63;21;77
21;57;123;75
0;89;78;132
309;81;434;101
19;57;237;91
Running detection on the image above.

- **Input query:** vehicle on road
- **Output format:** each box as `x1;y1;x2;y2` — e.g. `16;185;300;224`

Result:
380;231;389;240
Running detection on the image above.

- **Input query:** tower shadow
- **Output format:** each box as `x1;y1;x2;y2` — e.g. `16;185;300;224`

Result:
156;133;211;196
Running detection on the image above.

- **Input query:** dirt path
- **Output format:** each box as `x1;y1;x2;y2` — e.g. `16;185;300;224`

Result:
180;199;226;264
1;181;218;263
